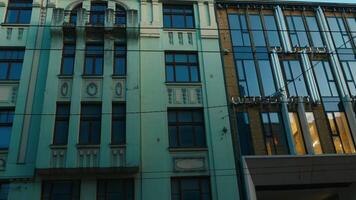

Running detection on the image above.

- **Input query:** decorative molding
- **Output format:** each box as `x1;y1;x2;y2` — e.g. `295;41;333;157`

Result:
0;84;19;106
82;79;102;100
50;148;66;168
112;79;125;100
111;147;126;167
77;147;99;168
58;79;72;100
173;157;206;172
167;86;202;106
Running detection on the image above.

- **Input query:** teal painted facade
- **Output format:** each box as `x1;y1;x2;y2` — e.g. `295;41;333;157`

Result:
0;0;239;199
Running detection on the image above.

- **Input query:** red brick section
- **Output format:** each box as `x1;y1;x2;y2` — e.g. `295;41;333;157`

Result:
248;107;267;155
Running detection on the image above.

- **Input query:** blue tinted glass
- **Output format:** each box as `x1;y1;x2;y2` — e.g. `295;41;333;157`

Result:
236;112;253;155
164;15;171;27
19;10;31;24
95;58;103;74
179;126;194;147
112;120;125;144
306;17;324;47
175;65;189;82
190;66;199;82
178;111;192;122
0;63;8;80
166;65;174;81
62;58;74;75
9;63;22;80
244;60;260;96
186;16;194;28
85;58;93;74
6;10;18;23
258;60;276;96
172;15;185;28
54;121;69;145
114;58;125;75
0;127;11;149
169;127;178;147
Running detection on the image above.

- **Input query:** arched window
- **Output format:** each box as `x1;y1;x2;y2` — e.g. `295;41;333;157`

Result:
70;3;82;25
90;2;107;25
115;4;126;25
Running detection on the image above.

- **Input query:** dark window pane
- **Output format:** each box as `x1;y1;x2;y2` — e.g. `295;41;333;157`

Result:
112;104;126;144
163;5;195;29
41;181;80;200
236;112;253;155
165;52;199;82
171;178;211;200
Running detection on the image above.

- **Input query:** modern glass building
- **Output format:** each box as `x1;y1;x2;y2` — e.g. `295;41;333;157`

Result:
216;0;356;200
0;0;239;199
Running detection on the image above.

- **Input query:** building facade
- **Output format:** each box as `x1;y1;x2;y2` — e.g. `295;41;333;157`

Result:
0;0;239;199
216;1;356;200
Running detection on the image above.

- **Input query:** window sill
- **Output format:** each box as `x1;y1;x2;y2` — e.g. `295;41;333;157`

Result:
0;149;9;153
165;82;201;86
168;147;208;152
1;23;30;27
0;80;20;84
76;144;100;149
81;75;103;79
57;75;73;79
49;144;67;149
109;144;126;148
111;75;127;79
163;28;196;32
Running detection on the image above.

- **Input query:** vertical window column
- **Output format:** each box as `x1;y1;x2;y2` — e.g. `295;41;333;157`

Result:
274;6;292;52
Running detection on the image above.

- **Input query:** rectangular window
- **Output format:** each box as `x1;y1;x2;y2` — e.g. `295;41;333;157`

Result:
171;177;211;200
261;112;289;155
61;44;75;75
289;112;306;155
112;104;126;145
165;52;199;83
286;15;309;47
163;5;195;29
346;17;356;45
281;60;309;97
168;109;206;148
327;16;352;49
5;0;32;24
115;5;126;25
42;181;80;200
0;109;14;149
90;2;107;25
305;112;323;154
53;103;70;145
327;112;355;154
114;45;126;76
0;183;9;200
236;112;253;155
84;44;104;75
79;103;102;145
97;179;134;200
312;60;339;97
0;48;24;80
263;15;281;47
228;13;277;97
341;61;356;96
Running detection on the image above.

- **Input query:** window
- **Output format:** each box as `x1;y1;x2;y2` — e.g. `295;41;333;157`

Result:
0;109;14;149
346;17;356;45
5;0;32;24
163;5;194;29
53;103;70;145
115;5;126;25
0;48;24;80
112;104;125;145
79;103;101;145
236;112;253;155
261;112;289;155
61;44;75;75
114;45;126;76
327;112;355;154
286;15;324;47
168;109;205;148
263;15;281;47
341;61;356;96
97;179;134;200
84;44;104;75
90;2;107;25
69;4;82;25
289;112;306;155
228;14;277;97
305;112;323;154
171;177;211;200
165;52;199;83
0;183;9;200
312;60;339;97
281;60;309;97
42;181;80;200
327;16;352;49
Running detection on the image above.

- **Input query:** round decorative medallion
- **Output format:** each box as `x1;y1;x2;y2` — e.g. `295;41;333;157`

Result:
115;82;122;96
60;82;69;97
87;82;98;97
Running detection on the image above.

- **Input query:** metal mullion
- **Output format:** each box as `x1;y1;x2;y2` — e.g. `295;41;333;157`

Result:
267;113;278;155
301;11;313;47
